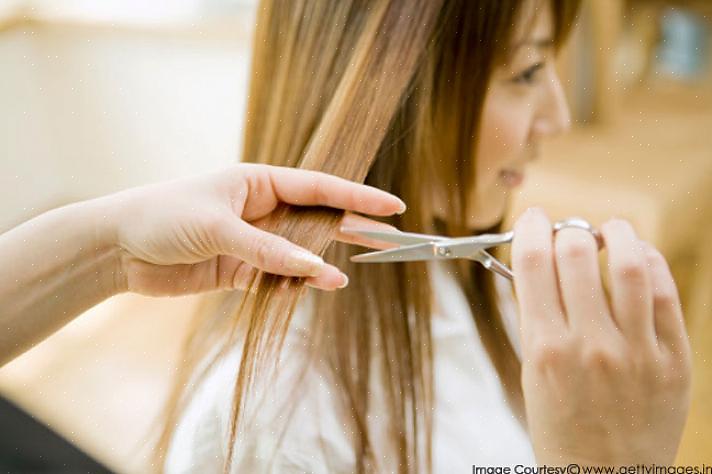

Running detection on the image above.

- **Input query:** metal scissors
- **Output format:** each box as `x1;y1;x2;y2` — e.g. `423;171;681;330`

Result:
342;217;603;281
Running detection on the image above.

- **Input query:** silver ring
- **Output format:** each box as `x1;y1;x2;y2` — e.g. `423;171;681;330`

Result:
553;217;605;250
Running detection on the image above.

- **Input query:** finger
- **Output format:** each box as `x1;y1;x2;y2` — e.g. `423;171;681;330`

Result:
233;262;348;292
305;263;349;291
214;218;327;278
124;255;251;296
247;212;395;256
554;227;613;335
247;164;407;216
641;241;688;356
511;207;567;337
335;212;401;250
600;219;656;347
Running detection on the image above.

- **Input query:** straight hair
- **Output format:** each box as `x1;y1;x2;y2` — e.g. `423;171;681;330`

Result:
153;1;581;472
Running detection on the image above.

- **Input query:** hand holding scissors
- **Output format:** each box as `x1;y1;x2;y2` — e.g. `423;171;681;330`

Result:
344;208;691;465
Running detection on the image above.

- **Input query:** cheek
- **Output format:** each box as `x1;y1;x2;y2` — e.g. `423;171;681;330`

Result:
476;96;531;180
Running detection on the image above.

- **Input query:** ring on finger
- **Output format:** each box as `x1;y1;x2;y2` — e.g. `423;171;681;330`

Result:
553;217;604;251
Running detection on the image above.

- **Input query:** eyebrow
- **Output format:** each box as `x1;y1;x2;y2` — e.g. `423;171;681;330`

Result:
511;37;555;52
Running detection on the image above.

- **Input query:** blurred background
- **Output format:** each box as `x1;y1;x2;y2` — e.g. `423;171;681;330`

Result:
0;0;710;472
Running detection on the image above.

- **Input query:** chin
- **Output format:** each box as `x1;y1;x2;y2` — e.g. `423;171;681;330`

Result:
467;196;511;232
467;210;506;232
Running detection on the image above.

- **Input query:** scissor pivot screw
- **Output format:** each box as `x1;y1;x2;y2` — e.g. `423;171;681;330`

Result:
437;247;452;257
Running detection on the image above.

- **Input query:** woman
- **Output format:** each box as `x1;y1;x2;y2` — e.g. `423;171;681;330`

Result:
158;0;692;472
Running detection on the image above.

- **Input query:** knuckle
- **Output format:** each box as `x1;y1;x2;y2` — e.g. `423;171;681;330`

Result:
271;243;290;271
252;238;273;269
515;246;550;272
651;359;691;393
653;288;679;307
634;347;682;389
611;257;646;282
313;176;330;204
556;235;592;261
580;345;623;373
663;337;693;374
529;337;571;370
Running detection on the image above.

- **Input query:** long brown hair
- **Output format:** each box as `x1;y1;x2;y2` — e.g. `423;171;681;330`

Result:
153;0;580;472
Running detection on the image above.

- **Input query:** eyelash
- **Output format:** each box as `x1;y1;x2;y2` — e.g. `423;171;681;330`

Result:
513;62;544;84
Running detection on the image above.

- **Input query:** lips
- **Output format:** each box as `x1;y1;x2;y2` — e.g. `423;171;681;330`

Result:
500;169;524;187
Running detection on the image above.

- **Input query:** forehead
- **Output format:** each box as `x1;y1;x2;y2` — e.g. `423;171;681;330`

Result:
510;0;554;48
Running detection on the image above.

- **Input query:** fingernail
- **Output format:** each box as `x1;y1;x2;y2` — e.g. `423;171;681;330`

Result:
395;199;407;215
336;272;349;288
288;250;325;276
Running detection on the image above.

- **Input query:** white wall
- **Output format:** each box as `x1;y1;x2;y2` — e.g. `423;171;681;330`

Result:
0;0;24;22
7;0;256;26
0;11;255;232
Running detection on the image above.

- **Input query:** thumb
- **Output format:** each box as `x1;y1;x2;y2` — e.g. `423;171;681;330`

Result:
212;218;326;278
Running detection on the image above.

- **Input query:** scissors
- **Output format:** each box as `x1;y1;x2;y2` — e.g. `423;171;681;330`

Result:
342;217;603;281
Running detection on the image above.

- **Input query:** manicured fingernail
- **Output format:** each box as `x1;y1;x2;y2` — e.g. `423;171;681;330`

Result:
395;199;407;215
288;250;325;276
336;272;349;288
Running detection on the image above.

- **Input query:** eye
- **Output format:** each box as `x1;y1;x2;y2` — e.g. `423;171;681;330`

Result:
512;62;544;85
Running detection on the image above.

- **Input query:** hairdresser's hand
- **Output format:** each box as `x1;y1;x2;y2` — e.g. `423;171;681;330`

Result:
511;208;691;466
103;163;404;296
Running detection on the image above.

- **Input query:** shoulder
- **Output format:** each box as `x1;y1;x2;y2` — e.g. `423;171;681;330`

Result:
165;296;355;473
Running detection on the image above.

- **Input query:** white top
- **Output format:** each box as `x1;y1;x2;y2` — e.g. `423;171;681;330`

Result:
165;260;536;473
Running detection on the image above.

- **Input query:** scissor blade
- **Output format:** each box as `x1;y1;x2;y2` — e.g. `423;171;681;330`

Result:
350;242;441;263
341;227;448;246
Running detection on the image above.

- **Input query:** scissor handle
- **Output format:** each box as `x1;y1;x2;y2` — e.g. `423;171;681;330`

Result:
471;217;603;281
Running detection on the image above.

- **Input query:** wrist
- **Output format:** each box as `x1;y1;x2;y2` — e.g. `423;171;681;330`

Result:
80;195;129;295
0;196;130;363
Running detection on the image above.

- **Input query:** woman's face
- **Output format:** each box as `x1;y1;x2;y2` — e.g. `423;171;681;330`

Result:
468;2;571;229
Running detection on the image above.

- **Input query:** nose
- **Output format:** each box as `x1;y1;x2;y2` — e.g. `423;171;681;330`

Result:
531;69;571;138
